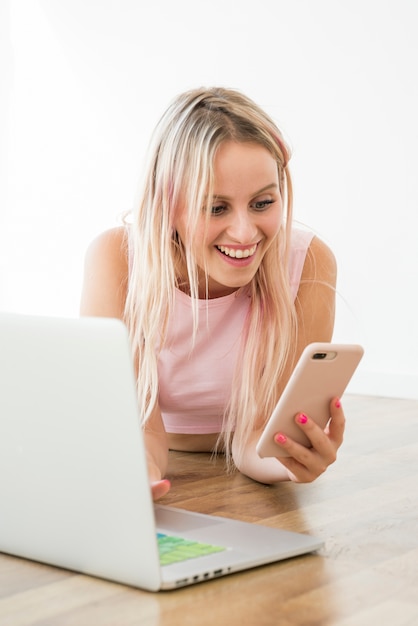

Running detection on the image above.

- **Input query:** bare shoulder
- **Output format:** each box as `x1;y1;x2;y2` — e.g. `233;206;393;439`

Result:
296;236;337;345
301;235;337;286
80;226;130;318
84;226;128;264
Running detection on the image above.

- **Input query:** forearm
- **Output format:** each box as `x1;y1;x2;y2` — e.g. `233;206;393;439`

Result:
144;429;169;482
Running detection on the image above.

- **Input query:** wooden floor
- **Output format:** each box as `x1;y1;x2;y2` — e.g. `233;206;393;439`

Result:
1;394;418;625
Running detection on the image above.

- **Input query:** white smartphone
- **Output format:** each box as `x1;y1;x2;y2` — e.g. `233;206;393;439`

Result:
256;342;364;458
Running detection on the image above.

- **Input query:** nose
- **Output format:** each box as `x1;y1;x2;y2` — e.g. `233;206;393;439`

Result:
226;209;258;243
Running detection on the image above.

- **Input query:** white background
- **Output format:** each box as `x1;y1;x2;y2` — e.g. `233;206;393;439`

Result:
1;0;417;398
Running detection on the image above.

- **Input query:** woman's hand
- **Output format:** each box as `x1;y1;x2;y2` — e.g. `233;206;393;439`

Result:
151;479;171;501
274;397;345;482
147;457;171;501
147;452;171;501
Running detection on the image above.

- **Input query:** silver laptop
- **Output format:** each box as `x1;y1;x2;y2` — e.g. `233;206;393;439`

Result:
0;312;323;591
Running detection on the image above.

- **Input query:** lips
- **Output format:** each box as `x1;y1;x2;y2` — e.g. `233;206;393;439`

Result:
216;244;257;259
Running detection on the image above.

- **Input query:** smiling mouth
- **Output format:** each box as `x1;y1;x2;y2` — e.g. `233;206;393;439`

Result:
216;244;257;259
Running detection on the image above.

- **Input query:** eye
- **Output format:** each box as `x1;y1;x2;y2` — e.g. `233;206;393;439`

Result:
251;199;275;211
211;204;227;215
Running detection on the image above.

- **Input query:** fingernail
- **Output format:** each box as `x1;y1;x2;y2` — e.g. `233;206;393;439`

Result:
297;413;308;424
275;433;287;444
335;399;341;408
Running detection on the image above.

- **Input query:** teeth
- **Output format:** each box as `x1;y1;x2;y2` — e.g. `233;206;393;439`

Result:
217;245;257;259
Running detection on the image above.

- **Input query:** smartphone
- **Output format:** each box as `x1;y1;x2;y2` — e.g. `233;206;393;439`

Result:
256;343;364;458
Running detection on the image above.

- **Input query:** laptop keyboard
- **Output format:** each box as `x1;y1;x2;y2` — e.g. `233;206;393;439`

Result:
157;533;226;566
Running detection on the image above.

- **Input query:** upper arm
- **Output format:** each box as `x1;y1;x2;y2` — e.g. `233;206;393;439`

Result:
79;226;129;319
295;236;337;348
80;228;169;474
271;236;337;401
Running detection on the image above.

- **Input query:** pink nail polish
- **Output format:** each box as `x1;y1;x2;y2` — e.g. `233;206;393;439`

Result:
297;413;308;424
275;433;287;444
335;399;341;409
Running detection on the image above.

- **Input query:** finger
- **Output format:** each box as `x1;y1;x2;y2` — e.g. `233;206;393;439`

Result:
327;397;346;448
278;453;318;483
274;432;328;481
151;479;171;501
292;412;337;465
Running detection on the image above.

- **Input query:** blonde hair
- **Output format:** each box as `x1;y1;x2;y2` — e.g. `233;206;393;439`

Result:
124;87;297;467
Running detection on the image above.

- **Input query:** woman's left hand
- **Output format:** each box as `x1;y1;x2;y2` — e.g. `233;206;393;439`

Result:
274;397;345;482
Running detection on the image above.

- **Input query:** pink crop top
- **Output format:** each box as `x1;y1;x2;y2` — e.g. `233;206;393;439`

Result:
157;229;315;434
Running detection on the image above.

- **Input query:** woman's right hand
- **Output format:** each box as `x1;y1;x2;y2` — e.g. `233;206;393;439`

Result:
151;479;171;501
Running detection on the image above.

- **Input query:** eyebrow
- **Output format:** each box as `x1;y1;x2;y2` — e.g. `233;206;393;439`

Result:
212;183;279;200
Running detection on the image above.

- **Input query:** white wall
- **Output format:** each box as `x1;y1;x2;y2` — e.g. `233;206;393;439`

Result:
1;0;417;399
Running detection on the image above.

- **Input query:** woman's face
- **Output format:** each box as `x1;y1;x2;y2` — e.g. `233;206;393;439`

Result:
175;140;283;298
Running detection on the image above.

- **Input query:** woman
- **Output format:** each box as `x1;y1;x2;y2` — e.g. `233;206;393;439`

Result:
80;87;343;500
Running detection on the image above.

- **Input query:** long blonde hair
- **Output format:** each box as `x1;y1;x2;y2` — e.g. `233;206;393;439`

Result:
124;87;297;466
